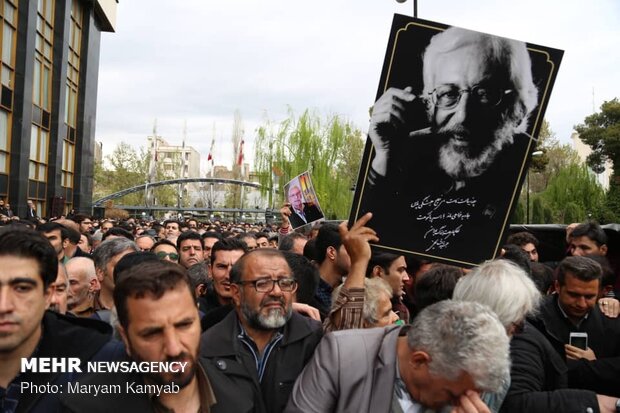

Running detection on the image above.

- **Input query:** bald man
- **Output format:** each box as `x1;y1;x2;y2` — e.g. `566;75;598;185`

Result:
65;257;100;317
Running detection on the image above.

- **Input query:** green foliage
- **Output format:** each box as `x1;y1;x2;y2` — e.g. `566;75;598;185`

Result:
93;143;180;207
541;163;606;223
509;199;525;224
254;109;364;219
531;197;544;224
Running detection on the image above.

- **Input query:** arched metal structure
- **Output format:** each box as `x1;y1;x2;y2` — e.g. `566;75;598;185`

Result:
92;177;264;207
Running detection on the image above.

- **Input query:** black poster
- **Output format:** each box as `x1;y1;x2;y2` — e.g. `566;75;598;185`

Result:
350;15;563;267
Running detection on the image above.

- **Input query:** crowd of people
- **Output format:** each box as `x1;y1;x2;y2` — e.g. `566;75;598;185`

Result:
0;200;618;413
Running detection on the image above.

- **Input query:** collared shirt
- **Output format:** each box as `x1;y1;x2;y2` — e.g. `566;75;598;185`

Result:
151;363;217;413
556;297;589;328
323;286;365;332
393;357;426;413
237;322;283;382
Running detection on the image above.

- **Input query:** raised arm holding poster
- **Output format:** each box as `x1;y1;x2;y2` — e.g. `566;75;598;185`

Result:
284;171;325;229
350;15;563;267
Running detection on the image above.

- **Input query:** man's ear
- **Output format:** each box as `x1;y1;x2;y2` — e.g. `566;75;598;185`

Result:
117;325;132;358
195;284;206;297
371;265;383;279
95;267;104;283
231;283;241;306
554;279;560;294
409;350;431;369
326;246;337;261
600;244;608;256
62;238;70;250
89;277;100;293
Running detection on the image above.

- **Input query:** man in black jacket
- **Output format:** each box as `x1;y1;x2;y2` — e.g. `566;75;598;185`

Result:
201;248;323;413
0;227;119;413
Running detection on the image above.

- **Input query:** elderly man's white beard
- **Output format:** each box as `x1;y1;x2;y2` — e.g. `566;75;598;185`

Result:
438;120;516;182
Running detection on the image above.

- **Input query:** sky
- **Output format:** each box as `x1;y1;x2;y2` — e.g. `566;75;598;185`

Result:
96;0;620;172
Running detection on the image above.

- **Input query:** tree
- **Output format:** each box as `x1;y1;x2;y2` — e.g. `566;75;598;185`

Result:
254;109;364;220
574;98;620;217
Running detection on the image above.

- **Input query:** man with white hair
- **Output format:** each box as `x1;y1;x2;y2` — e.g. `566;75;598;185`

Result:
360;26;539;263
65;257;100;317
286;300;510;413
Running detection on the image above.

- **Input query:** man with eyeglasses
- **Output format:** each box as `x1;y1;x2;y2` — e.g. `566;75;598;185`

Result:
360;26;539;263
201;248;322;413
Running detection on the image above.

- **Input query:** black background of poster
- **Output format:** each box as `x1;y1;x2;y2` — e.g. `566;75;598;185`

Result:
349;14;564;267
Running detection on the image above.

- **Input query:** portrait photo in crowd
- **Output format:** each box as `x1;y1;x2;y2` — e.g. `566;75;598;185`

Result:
284;171;325;229
350;15;564;267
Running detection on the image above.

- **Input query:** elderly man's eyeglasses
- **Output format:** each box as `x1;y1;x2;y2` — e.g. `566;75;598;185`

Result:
429;84;513;109
156;251;179;261
237;277;297;293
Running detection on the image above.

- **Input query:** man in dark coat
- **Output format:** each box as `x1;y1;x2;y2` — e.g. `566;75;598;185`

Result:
200;248;323;413
0;227;119;413
286;184;323;229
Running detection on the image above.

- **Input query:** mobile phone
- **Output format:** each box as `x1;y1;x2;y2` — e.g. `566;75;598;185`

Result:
569;332;588;350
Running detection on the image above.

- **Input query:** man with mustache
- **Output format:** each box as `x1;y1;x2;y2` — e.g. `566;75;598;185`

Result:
201;249;323;413
61;259;249;412
361;26;539;263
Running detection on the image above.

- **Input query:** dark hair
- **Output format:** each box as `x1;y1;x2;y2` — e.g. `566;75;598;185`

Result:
585;255;616;288
113;251;160;284
72;213;91;225
229;248;288;284
238;232;256;242
202;231;223;242
557;256;603;287
211;238;248;266
303;238;318;262
314;223;341;264
151;239;178;252
37;222;69;241
506;231;539;248
499;244;532;278
279;232;308;252
0;226;58;288
177;231;204;249
415;265;464;312
62;223;81;244
114;260;193;328
530;262;555;295
163;220;180;228
282;251;320;306
102;227;134;241
570;222;607;246
366;252;402;278
81;232;94;248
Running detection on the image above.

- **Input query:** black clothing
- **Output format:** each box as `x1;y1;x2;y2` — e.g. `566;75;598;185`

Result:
501;322;600;413
288;203;323;229
200;311;322;413
531;295;620;397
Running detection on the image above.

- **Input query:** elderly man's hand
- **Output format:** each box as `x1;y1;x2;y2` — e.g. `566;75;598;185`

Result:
368;87;417;177
450;391;491;413
565;344;596;361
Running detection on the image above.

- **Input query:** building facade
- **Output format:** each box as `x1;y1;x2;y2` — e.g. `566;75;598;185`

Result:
0;0;116;218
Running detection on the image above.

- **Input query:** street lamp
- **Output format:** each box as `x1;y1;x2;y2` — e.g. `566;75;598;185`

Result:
526;150;544;224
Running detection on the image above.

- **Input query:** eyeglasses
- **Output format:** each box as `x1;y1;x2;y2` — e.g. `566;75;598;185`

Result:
237;277;297;293
429;84;513;109
156;251;179;261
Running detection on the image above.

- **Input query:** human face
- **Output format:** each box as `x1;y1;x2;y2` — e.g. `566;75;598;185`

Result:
77;234;92;254
334;245;351;277
242;237;258;251
99;249;133;292
256;236;269;249
367;292;399;328
153;244;179;263
410;363;478;410
178;240;204;269
187;220;198;231
66;263;92;309
43;229;67;258
288;186;303;211
135;236;155;252
101;222;114;234
49;264;69;314
380;256;409;298
430;44;513;179
203;237;219;261
79;219;93;234
120;284;200;388
165;223;180;239
0;256;51;354
232;254;295;330
521;243;539;262
556;272;600;322
211;250;245;301
569;236;607;257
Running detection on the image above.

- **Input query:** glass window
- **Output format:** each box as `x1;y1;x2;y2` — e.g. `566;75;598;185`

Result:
42;66;49;110
29;161;35;179
39;130;47;161
1;65;11;87
38;163;45;180
0;110;7;150
0;152;6;173
33;62;41;105
30;126;38;159
2;22;13;63
4;1;16;26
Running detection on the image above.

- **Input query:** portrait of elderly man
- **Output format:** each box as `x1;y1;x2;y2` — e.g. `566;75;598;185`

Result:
285;179;323;229
354;21;561;265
